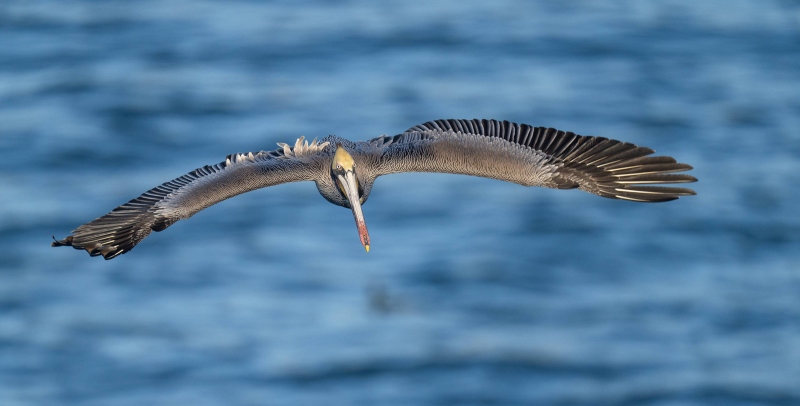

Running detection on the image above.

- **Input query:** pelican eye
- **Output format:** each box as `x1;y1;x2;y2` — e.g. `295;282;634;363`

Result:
336;164;342;171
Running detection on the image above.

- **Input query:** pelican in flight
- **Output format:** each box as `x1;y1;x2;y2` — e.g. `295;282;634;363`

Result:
52;119;697;259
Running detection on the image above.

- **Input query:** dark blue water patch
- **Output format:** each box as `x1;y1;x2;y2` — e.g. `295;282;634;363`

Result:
101;89;250;121
246;357;800;405
710;303;798;335
0;292;24;312
671;218;800;262
103;261;230;291
38;340;197;402
268;354;639;385
684;386;800;406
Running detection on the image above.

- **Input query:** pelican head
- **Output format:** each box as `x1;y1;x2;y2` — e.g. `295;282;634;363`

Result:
331;144;370;252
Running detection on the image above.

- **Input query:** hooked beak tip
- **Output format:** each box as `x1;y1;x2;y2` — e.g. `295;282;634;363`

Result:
364;244;370;253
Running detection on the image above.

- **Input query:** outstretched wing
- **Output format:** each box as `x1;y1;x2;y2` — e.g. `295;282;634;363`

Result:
369;119;696;201
52;138;330;259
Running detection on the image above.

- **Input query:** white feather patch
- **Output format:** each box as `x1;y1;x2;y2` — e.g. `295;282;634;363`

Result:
277;136;330;158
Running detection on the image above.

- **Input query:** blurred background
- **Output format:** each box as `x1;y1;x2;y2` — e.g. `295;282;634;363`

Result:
2;1;799;405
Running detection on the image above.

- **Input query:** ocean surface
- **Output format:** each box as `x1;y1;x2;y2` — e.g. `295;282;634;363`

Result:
1;1;799;405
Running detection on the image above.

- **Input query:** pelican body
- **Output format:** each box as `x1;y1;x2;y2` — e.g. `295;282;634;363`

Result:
52;119;697;259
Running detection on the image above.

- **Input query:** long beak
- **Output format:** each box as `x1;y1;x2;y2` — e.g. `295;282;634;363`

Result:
338;171;370;252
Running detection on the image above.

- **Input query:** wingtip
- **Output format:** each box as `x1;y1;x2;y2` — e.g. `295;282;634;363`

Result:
51;235;125;259
51;235;73;247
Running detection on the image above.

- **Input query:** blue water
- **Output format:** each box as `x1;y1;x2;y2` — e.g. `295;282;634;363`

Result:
2;1;799;405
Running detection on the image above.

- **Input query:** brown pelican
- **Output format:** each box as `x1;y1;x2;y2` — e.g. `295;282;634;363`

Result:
52;119;697;260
